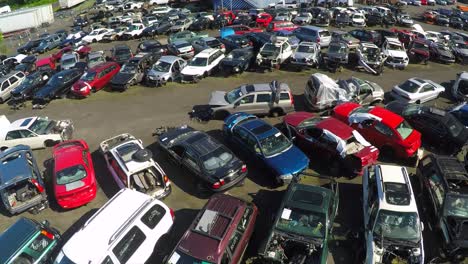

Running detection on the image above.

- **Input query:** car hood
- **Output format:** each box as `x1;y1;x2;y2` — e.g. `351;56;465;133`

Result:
111;72;134;84
437;49;454;57
265;146;309;176
387;49;408;58
12;82;35;95
147;70;170;79
445;216;468;242
293;51;314;60
455;48;468;56
208;91;229;106
181;66;205;76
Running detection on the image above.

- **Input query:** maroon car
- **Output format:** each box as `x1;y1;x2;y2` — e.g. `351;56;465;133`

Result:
283;112;379;177
165;194;258;264
407;39;430;64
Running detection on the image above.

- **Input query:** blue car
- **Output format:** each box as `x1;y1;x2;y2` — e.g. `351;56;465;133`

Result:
449;102;468;127
274;30;300;49
223;112;309;185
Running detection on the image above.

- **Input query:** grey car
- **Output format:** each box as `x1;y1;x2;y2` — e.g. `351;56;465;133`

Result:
0;71;26;103
191;37;226;54
451;40;468;64
206;81;295;119
33;34;61;54
86;51;106;69
145;55;186;86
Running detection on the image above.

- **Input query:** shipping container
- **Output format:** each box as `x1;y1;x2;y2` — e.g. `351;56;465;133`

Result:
59;0;86;9
0;5;54;34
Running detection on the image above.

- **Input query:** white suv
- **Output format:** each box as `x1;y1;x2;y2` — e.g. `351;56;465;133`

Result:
181;48;225;83
362;164;424;264
54;188;174;264
100;133;171;199
382;37;409;69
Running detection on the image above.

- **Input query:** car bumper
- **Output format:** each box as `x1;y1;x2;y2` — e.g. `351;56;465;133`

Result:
212;172;247;192
181;74;200;83
110;83;129;91
71;89;90;97
291;58;316;66
153;184;172;200
57;187;97;209
385;58;408;68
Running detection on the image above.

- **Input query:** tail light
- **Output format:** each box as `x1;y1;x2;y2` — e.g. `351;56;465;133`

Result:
249;41;253;46
169;208;175;220
31;179;44;193
241;164;247;173
41;230;55;240
212;179;225;189
221;44;225;49
163;175;169;183
316;37;320;43
190;48;194;52
289;91;294;105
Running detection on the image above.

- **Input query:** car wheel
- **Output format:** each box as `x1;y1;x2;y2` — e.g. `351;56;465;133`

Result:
0;146;8;151
370;100;382;106
415;100;421;104
44;140;56;148
92;39;97;43
214;110;230;120
269;108;284;118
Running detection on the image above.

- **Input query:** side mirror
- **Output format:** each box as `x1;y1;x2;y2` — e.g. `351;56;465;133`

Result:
421;222;424;231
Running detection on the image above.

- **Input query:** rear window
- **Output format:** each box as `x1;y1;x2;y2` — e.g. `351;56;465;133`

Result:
141;204;166;229
112;226;146;264
319;31;330;38
279;92;290;100
206;39;220;46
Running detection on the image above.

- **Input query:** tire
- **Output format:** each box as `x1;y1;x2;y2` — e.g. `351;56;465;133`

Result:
330;160;341;177
370;100;382;106
269;108;283;117
415;100;421;104
0;146;8;151
214;110;230;120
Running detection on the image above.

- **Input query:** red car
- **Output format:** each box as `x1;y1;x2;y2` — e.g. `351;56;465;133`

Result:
227;25;263;35
332;102;422;159
266;21;298;32
256;12;273;27
52;45;91;61
217;11;236;25
36;57;56;70
53;140;97;209
390;28;416;46
283;112;379;176
71;62;120;97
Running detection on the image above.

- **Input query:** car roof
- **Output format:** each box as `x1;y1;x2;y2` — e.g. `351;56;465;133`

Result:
89;62;117;72
377;165;419;213
181;131;220;157
301;25;326;31
286;183;333;214
177;194;248;263
60;189;157;263
316;117;354;140
0;146;34;189
196;48;218;57
9;116;37;130
0;217;38;264
239;118;276;139
172;40;190;45
368;107;403;128
159;55;182;63
53;141;85;172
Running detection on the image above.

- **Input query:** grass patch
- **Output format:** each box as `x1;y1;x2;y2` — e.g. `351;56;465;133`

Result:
73;0;95;12
10;0;57;10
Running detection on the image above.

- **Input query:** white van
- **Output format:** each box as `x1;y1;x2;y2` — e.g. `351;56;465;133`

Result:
54;188;174;264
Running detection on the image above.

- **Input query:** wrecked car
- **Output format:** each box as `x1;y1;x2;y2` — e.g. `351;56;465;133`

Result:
0;145;48;215
356;42;386;75
397;13;414;27
382;37;409;69
407;39;431;64
110;53;153;91
303;73;350;111
290;42;321;70
416;155;468;262
219;47;255;75
324;41;349;73
10;70;53;108
258;179;338;263
450;40;468;65
451;71;468;102
429;41;455;63
145;55;186;86
256;36;293;70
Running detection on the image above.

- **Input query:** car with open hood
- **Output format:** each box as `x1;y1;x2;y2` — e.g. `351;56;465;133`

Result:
256;36;293;70
145;56;186;86
290;42;321;69
10;69;52;107
283;112;379;177
100;133;172;199
363;164;424;264
53;140;97;209
332;103;422;160
109;53;154;91
32;68;83;108
156;125;247;192
382;37;409;69
223;112;309;185
258;179;338;264
407;39;431;64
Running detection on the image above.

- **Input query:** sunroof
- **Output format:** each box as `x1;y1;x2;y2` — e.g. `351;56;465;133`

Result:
292;190;323;206
384;182;410;206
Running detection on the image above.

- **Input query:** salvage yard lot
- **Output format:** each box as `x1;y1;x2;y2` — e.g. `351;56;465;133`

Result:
1;4;468;263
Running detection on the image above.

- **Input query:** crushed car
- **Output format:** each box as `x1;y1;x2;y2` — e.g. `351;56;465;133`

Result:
382;37;409;69
256;36;293;70
429;41;455;63
356;42;386;75
109;53;153;91
407;39;431;65
290;42;321;70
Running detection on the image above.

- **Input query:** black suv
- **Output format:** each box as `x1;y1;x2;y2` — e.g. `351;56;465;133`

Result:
155;125;247;192
416;154;468;262
111;44;133;65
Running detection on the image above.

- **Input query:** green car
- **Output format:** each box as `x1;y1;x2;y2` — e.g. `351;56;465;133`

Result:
168;30;209;44
258;181;339;263
0;217;61;264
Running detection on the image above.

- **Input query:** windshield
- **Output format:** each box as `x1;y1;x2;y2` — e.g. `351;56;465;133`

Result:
189;57;208;67
225;88;243;103
130;25;140;30
373;210;421;242
228;50;245;59
201;147;233;173
89;56;104;64
167;250;213;264
398;80;420;93
89;31;98;36
152;61;171;72
413;42;429;50
121;64;137;73
328;44;346;54
444;195;468;218
388;42;404;51
80;72;96;82
297;44;315;53
56;165;87;185
62;58;76;66
259;132;292;157
446;114;464;137
29;117;53;134
261;43;280;56
395;120;413;140
275;207;326;238
21;76;36;86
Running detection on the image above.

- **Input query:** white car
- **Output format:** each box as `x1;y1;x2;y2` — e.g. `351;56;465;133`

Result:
363;164;424;264
149;0;169;4
54;188;174;264
181;48;225;82
382;37;409;69
152;5;172;14
82;28;112;43
391;78;445;104
122;1;143;11
0;116;73;150
351;13;366;27
122;23;145;39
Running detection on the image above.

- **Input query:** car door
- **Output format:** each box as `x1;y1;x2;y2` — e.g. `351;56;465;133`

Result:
371;121;398;150
233;94;255;114
420;83;437;102
253;92;272;115
301;126;329;156
181;148;203;179
231;126;257;159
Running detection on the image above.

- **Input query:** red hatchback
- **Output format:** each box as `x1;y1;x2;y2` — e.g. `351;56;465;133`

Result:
71;61;120;97
256;13;273;27
165;194;258;264
284;112;379;177
332;102;422;159
266;21;298;32
227;25;263;35
53;140;97;209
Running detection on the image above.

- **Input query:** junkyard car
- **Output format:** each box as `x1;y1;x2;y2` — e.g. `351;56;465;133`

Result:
53;140;97;209
284;112;379;177
256;12;273;27
356;43;386;75
142;21;173;38
167;40;195;60
145;56;186;86
451;71;468;101
397;13;414;27
223;112;309;185
450;40;468;64
293;12;313;25
191;37;226;53
385;102;468;154
0;71;26;103
181;48;225;83
429;41;455;63
220;34;253;52
86;51;106;69
102;26;128;41
157;126;247;191
168;30;209;44
32;34;61;54
100;133;171;199
332;103;422;160
71;62;120;97
219;47;255;75
0;217;61;263
382;37;409;69
0;145;48;215
256;36;293;70
290;42;321;69
110;53;153;91
391;77;445;104
0;115;73;150
60;52;80;70
416;155;468;262
407;39;431;64
165;194;257;264
259;180;338;264
17;38;44;54
32;68;83;108
82;28;111;43
111;44;133;65
363;164;424;264
10;70;52;107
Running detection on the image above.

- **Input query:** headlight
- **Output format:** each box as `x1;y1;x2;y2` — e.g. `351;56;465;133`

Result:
233;67;239;72
279;173;293;180
80;86;88;92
